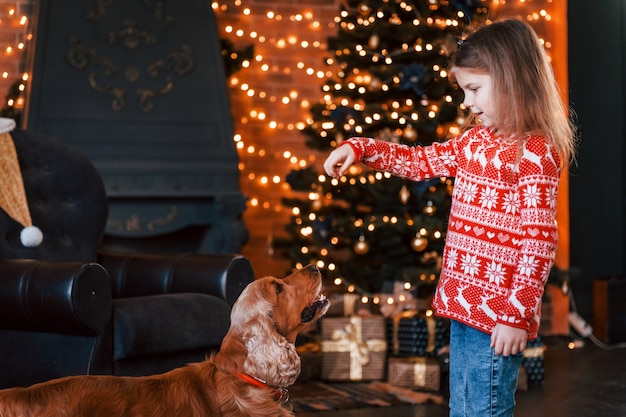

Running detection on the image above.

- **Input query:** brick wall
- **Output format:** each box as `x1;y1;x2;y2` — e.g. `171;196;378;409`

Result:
215;1;571;284
5;1;565;284
214;0;342;277
0;1;33;113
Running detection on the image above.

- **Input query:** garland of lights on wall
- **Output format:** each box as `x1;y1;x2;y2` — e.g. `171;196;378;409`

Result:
210;0;563;311
211;0;558;196
0;2;32;115
3;1;561;311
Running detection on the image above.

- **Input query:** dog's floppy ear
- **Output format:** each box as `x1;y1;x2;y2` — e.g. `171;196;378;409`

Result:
242;317;301;388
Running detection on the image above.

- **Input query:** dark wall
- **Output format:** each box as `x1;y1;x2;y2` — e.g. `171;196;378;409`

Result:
568;0;625;320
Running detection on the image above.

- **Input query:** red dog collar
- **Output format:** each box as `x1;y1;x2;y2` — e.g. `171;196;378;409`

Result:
234;372;290;403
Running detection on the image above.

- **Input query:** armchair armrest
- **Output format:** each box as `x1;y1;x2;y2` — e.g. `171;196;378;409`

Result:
98;252;255;306
0;259;112;335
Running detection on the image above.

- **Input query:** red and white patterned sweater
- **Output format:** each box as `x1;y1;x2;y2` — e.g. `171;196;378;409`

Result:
342;127;561;339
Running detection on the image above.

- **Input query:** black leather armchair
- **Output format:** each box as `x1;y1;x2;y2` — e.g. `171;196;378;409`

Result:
0;128;254;388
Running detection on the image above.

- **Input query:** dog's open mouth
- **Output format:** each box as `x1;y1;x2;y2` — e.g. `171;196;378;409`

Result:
300;293;329;323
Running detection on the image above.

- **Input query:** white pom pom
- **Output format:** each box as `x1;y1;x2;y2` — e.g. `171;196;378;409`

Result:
20;225;43;247
0;117;16;134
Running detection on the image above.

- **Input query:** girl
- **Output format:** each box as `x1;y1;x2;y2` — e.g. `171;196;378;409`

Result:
323;19;576;417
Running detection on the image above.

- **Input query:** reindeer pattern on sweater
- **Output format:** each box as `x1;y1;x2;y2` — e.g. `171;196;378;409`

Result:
342;127;560;339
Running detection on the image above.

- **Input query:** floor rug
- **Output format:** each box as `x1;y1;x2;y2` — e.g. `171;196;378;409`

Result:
289;381;444;413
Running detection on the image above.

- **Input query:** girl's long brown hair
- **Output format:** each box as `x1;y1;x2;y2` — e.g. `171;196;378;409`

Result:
450;19;576;166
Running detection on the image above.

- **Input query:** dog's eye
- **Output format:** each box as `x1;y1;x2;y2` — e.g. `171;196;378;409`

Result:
274;282;283;294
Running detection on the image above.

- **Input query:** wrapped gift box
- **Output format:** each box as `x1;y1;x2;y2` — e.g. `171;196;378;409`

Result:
326;292;361;317
386;311;450;357
522;336;546;387
387;357;440;391
320;316;387;381
296;343;321;382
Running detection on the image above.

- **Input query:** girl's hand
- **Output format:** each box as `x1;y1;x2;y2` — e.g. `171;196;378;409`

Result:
323;145;356;178
490;323;528;356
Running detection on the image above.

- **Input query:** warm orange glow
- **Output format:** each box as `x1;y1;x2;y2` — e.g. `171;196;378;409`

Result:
210;0;569;278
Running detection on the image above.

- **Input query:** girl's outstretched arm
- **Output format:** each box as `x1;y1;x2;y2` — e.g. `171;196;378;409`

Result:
324;133;460;181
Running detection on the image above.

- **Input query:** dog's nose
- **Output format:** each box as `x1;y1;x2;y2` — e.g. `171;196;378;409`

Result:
306;264;319;274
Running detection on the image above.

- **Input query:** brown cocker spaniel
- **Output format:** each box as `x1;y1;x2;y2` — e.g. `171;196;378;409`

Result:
0;264;329;417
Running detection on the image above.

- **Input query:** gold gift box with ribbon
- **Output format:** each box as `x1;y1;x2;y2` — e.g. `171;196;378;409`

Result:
387;357;440;391
320;316;387;381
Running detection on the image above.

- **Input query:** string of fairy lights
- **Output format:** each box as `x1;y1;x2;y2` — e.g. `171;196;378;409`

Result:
0;0;557;189
212;0;564;308
318;7;468;145
212;0;558;205
211;1;338;217
0;1;33;111
0;0;561;308
0;0;557;118
212;1;331;133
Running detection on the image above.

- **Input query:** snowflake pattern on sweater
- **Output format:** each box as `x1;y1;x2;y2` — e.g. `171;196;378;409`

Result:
343;127;560;339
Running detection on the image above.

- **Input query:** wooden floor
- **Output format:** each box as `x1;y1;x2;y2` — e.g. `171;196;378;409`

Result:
298;336;626;417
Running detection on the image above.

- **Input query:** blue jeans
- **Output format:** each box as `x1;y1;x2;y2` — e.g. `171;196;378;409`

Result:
448;320;523;417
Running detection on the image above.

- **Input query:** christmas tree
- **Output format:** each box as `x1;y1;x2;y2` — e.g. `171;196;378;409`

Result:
283;0;489;295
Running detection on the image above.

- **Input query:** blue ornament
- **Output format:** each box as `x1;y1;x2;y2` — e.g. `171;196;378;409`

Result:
451;0;484;21
400;62;427;95
410;178;440;197
313;218;332;240
330;106;357;123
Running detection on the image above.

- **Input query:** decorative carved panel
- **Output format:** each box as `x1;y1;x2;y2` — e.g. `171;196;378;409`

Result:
65;1;195;113
25;0;247;253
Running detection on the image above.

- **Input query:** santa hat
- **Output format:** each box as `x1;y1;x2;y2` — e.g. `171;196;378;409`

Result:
0;117;43;247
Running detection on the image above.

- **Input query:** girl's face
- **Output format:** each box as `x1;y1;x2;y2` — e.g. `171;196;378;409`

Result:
454;68;496;128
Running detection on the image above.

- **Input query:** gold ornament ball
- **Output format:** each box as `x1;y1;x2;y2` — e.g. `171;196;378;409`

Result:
423;202;437;215
354;237;370;255
411;236;428;252
334;131;344;145
404;125;418;142
369;77;382;91
311;199;323;211
399;185;410;204
369;34;380;49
